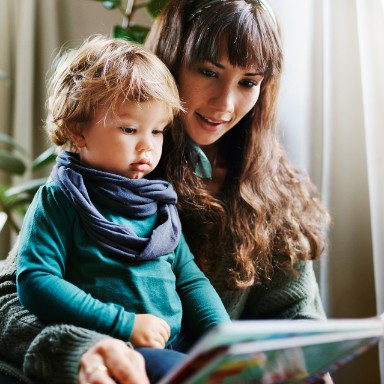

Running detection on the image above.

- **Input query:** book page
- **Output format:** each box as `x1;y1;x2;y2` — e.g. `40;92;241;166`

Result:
160;316;384;384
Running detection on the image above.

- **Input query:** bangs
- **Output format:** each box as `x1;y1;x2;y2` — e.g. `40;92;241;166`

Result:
95;47;182;122
183;1;282;75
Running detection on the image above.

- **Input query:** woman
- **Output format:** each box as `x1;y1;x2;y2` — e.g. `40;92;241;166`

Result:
0;1;330;383
147;0;329;322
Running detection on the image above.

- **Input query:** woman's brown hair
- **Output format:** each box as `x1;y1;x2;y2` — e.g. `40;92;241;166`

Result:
146;0;330;289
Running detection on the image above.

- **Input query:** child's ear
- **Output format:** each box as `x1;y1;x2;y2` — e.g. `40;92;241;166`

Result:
71;133;86;148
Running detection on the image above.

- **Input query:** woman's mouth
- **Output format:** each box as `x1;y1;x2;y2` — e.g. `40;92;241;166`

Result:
195;113;229;131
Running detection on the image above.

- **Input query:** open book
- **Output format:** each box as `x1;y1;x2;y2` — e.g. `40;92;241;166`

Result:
160;314;384;384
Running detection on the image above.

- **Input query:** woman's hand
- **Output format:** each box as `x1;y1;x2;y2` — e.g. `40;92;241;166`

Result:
131;314;171;348
78;338;149;384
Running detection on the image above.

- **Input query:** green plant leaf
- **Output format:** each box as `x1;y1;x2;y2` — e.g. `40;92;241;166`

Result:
5;177;48;198
0;184;30;211
3;195;33;213
0;184;17;205
113;24;150;44
1;194;26;209
146;0;169;18
31;146;57;171
0;150;26;175
102;0;121;10
0;133;29;155
0;185;20;233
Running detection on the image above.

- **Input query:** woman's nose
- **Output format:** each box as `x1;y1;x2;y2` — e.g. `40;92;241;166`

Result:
209;84;235;113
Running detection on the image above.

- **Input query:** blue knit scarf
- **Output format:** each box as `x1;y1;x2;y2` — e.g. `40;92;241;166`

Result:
50;151;181;261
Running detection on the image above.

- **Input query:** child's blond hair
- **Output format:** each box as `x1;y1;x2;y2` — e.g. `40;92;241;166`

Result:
46;35;183;151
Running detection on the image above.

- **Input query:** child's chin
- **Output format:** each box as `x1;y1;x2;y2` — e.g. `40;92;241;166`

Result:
129;172;146;180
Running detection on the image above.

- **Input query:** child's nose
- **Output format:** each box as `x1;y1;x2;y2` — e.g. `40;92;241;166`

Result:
136;137;153;152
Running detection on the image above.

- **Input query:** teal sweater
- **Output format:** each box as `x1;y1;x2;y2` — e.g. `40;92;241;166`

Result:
16;182;230;345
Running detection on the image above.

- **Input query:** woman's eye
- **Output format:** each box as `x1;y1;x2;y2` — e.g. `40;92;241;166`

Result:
199;68;217;78
120;127;136;134
240;79;258;88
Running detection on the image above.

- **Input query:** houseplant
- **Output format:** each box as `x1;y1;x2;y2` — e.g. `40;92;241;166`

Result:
0;133;56;233
91;0;169;43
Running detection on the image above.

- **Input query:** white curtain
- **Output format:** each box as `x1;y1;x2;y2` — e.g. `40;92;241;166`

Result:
271;0;384;382
356;0;384;380
1;0;383;382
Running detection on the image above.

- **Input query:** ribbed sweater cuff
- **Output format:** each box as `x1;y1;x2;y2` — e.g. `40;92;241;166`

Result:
0;360;33;384
24;325;110;384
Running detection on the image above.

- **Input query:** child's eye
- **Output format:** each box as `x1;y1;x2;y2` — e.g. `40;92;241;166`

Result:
199;68;217;78
120;127;136;134
152;129;165;135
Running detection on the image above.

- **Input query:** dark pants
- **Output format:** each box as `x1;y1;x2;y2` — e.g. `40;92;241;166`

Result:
136;332;194;384
0;373;23;384
135;347;187;384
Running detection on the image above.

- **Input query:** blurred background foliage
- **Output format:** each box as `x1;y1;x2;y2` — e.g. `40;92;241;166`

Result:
93;0;169;43
0;0;169;234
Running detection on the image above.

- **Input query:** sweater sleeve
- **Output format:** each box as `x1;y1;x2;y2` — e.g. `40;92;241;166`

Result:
0;241;110;384
173;233;230;336
241;261;327;320
16;184;135;342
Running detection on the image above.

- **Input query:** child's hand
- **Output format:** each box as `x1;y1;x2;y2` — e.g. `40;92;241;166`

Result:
130;314;171;348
